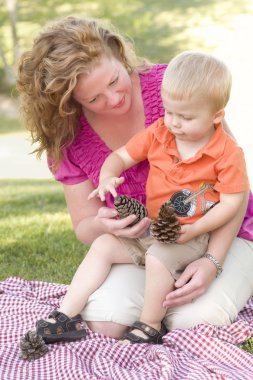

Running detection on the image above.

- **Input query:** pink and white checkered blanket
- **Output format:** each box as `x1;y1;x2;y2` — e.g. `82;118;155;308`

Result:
0;277;252;380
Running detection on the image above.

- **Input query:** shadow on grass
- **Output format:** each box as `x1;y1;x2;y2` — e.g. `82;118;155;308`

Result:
0;179;87;282
0;226;86;283
0;179;66;218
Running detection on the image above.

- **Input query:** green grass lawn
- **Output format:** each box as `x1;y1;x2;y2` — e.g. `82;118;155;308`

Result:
0;179;87;283
0;115;24;135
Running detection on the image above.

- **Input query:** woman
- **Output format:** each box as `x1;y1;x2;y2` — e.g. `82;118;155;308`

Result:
17;16;253;339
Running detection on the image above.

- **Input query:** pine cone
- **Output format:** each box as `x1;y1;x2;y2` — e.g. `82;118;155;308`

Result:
150;200;181;243
114;195;148;226
19;330;48;360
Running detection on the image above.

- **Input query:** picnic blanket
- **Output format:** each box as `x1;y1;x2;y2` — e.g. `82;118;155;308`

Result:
0;277;252;380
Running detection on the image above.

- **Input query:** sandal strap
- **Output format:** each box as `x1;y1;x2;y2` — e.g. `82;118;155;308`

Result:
123;331;148;343
36;310;85;335
132;321;162;338
48;310;70;323
122;321;168;344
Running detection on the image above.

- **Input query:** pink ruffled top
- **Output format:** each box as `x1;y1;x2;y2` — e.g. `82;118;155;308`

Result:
53;64;167;208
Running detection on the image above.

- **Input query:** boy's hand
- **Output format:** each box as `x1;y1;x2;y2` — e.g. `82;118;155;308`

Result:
88;176;125;201
176;224;197;244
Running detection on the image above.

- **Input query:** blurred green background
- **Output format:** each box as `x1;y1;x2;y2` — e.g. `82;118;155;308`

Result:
0;0;252;92
0;0;253;283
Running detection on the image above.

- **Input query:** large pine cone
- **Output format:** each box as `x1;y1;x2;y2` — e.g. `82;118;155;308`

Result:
114;195;148;226
19;330;48;360
150;200;181;243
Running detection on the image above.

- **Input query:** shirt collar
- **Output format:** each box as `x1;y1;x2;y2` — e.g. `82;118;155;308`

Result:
154;118;228;159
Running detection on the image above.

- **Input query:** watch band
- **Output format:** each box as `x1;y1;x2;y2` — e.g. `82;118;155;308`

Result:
202;253;223;277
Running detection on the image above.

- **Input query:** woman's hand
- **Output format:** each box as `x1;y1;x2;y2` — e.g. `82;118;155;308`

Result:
162;257;217;308
96;206;151;238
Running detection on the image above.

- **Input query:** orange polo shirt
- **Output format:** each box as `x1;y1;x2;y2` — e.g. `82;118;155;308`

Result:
126;117;250;223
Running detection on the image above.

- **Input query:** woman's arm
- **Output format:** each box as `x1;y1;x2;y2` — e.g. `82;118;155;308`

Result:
63;180;151;245
162;191;249;308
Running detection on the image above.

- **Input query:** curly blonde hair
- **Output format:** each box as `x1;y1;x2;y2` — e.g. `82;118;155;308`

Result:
17;16;150;168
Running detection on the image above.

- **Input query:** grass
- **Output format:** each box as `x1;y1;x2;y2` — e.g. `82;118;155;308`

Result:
241;338;253;355
0;115;24;135
0;179;88;283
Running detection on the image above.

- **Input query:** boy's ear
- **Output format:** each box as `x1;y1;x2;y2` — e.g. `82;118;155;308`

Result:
213;109;225;124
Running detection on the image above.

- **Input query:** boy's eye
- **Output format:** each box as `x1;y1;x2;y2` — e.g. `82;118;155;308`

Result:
182;116;192;121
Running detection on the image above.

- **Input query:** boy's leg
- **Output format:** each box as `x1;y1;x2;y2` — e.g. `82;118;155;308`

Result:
122;254;174;343
34;233;133;344
140;254;174;330
59;233;133;317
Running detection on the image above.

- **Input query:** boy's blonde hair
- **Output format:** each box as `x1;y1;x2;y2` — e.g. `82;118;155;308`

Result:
162;51;232;112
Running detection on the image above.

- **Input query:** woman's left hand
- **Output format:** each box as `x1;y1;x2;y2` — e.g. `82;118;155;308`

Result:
162;257;217;308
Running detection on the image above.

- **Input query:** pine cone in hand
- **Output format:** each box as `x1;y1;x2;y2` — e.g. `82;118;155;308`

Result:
19;330;48;360
114;195;148;226
150;200;181;243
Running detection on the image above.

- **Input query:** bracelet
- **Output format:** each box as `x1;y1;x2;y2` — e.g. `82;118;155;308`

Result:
202;253;223;277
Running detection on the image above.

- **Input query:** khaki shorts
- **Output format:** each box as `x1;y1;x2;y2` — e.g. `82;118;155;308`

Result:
118;233;209;280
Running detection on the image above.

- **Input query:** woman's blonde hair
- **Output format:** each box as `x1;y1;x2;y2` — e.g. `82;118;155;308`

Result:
16;16;150;168
162;51;232;112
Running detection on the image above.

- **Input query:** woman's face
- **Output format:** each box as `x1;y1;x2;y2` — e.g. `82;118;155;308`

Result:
73;56;133;116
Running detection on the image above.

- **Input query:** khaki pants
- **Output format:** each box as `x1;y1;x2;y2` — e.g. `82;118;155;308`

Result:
81;237;253;330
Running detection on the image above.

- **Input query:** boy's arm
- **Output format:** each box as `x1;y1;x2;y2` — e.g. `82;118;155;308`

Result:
88;146;139;201
177;191;245;243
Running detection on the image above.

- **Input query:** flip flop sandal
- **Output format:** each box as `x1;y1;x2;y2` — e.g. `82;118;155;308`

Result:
122;321;168;344
36;310;87;344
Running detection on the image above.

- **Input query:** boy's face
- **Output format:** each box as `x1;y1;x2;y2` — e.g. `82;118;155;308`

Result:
162;94;220;142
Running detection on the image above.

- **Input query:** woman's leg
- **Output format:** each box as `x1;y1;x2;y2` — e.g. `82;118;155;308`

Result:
59;233;132;317
164;237;253;330
83;264;145;338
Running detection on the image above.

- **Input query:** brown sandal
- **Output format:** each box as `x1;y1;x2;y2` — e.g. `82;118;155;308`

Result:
122;321;167;344
36;310;87;344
